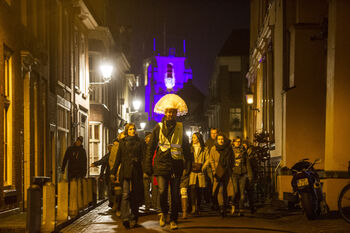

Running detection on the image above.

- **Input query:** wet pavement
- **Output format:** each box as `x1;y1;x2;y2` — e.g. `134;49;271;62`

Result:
60;202;350;233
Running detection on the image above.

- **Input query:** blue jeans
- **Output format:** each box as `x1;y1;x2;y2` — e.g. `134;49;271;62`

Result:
157;175;181;222
121;179;139;222
231;174;248;210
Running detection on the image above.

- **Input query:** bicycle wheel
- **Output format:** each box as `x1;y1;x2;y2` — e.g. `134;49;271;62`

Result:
338;184;350;224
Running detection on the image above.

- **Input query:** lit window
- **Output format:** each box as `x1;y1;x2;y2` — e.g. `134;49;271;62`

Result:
89;123;101;176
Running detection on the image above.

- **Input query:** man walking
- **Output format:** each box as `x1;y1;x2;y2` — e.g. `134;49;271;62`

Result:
61;136;87;181
91;144;113;207
144;94;190;230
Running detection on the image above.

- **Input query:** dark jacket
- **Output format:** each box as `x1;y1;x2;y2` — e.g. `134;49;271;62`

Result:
61;145;87;181
112;135;143;182
215;139;234;179
92;152;110;178
232;146;252;177
144;118;191;177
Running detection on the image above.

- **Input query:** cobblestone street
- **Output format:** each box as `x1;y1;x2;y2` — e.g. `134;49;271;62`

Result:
60;202;350;233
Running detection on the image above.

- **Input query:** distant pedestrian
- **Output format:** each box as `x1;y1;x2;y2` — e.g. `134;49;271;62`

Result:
204;128;218;209
61;136;87;181
189;132;210;215
111;123;144;229
142;132;153;213
209;133;233;217
109;132;125;216
227;136;252;216
180;142;192;219
90;144;113;207
242;139;257;213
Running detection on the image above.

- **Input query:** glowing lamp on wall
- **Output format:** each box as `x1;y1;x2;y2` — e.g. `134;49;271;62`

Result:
164;63;175;90
140;122;146;130
133;99;142;111
100;63;113;82
246;89;254;105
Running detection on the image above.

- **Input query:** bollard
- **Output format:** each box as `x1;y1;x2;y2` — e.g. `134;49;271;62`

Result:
57;179;68;222
97;178;105;200
83;178;89;208
91;178;97;205
69;179;78;217
26;184;41;233
87;178;93;205
77;179;84;210
42;182;55;232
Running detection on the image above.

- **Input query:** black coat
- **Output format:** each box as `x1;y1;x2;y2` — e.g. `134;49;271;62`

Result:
144;119;191;177
215;139;234;178
92;152;110;179
112;135;143;182
61;145;87;181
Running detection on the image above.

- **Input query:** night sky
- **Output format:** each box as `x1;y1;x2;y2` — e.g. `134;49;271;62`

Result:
110;0;250;95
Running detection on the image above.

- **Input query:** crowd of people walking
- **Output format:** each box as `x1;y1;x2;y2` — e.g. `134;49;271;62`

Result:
87;94;258;230
91;122;257;230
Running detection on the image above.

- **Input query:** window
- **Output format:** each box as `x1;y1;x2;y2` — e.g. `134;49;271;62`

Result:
262;40;275;142
89;123;101;175
63;10;70;86
4;47;13;186
79;34;86;93
89;54;105;104
57;106;70;170
74;28;79;88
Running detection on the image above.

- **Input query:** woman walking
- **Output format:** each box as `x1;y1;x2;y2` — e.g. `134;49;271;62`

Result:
112;123;144;229
189;132;209;215
209;132;233;217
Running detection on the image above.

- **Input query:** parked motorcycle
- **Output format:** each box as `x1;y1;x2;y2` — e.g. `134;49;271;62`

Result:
290;158;327;220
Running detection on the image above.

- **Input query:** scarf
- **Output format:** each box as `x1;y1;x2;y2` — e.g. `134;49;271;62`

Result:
215;139;232;168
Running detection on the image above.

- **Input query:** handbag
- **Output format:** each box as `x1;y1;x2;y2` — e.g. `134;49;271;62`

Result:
192;163;202;173
214;163;225;179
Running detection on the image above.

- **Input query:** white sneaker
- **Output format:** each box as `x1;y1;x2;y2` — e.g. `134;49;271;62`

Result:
159;213;166;227
170;221;178;230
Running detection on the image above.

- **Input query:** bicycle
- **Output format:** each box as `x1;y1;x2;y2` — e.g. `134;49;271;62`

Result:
338;161;350;224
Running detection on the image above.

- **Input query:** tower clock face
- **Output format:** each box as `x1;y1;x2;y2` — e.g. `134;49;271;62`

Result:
165;63;175;89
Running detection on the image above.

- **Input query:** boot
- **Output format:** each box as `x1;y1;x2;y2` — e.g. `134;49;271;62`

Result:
191;204;196;214
181;198;188;219
190;195;197;214
219;205;226;218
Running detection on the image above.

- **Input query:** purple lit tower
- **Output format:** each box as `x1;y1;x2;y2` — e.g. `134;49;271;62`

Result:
144;40;192;122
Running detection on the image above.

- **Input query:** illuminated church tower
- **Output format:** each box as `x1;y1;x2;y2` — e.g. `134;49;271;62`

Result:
144;40;193;122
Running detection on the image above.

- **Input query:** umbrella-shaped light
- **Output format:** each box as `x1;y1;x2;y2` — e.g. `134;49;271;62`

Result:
154;94;188;116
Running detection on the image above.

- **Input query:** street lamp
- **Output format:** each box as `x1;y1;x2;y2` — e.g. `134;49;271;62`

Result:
100;63;113;83
246;89;254;105
245;89;260;112
140;122;146;130
89;61;114;85
133;99;141;111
